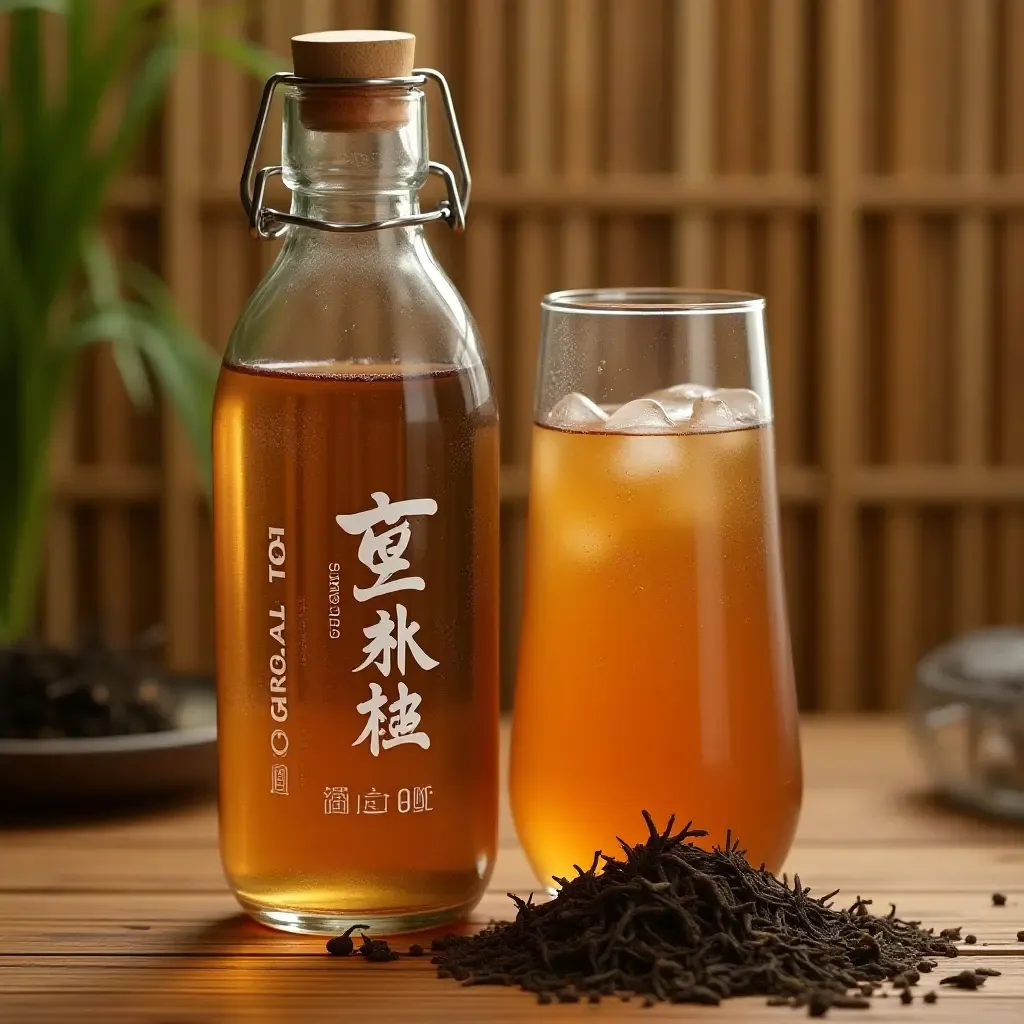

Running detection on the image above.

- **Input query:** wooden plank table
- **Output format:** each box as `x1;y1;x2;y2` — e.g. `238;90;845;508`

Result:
3;717;1024;1021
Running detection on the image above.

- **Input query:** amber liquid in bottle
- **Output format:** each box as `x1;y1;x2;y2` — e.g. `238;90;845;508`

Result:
213;361;499;932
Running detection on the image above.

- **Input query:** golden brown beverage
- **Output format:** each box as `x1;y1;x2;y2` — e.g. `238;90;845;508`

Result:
213;363;499;932
511;421;801;883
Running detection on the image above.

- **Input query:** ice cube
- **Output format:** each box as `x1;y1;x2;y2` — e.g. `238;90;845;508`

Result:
648;383;713;403
604;398;676;434
546;392;609;429
710;387;764;424
642;383;713;423
688;396;737;431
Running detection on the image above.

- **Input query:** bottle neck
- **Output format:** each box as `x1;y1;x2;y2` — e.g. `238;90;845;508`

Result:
281;85;428;236
290;189;421;227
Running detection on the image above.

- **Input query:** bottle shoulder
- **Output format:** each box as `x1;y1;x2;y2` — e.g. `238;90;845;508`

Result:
224;229;485;374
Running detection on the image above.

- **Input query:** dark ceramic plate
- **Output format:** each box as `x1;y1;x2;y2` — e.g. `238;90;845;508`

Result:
0;676;217;806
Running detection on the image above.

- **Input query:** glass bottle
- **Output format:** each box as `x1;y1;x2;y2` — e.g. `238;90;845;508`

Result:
213;30;499;935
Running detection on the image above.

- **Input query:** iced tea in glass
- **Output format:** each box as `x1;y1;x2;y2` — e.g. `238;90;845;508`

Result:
510;290;801;886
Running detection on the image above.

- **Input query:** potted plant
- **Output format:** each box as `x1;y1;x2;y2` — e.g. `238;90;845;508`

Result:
0;0;274;747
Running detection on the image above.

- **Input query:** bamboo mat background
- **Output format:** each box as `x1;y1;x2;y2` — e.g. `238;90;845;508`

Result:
20;0;1024;709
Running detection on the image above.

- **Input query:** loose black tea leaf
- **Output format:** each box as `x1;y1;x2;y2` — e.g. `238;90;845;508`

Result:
964;934;977;944
358;933;399;962
939;927;962;940
992;892;1007;906
923;990;938;1004
325;923;369;957
0;642;178;740
974;967;1001;977
808;990;832;1017
939;971;987;990
408;944;425;957
1017;930;1024;942
899;988;913;1004
432;812;963;1007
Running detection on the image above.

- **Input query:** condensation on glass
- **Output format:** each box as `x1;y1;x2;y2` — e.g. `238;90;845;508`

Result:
213;30;499;935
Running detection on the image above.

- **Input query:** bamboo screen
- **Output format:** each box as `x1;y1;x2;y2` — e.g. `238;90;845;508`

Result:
37;0;1024;709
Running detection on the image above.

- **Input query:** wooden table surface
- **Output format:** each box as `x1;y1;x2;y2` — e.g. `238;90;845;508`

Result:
4;717;1024;1022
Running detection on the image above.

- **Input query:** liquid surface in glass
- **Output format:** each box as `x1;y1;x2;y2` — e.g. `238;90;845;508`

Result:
511;409;801;883
214;362;499;929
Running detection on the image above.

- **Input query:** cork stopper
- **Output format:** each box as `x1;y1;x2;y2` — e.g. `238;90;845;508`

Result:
291;30;415;79
290;30;416;132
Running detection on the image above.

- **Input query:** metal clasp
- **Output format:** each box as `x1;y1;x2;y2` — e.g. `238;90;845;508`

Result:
240;70;471;239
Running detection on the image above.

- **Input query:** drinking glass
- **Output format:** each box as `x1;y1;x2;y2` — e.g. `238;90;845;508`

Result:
510;289;802;886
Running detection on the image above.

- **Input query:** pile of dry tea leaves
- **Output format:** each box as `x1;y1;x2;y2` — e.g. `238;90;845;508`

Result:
431;812;968;1010
0;643;177;740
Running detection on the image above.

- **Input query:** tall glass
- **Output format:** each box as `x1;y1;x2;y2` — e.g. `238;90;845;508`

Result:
510;289;801;885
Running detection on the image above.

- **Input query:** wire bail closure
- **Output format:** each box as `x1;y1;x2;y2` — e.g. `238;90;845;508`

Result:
240;70;471;239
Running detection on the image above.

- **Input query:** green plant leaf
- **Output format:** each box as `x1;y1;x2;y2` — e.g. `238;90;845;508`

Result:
97;34;178;182
7;9;47;257
8;8;43;122
0;1;68;13
70;262;218;494
39;16;175;311
138;332;217;495
0;0;278;639
80;234;152;406
0;205;39;348
64;0;88;102
79;231;119;306
192;27;283;79
128;266;219;493
172;0;283;78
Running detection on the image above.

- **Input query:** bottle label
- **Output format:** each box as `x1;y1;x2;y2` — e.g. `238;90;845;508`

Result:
214;363;498;863
335;491;440;758
267;527;289;795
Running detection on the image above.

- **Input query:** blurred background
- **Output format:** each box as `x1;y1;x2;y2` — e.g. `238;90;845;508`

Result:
10;0;1024;711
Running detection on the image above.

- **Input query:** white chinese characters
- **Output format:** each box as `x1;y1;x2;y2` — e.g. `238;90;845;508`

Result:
360;787;389;814
322;785;434;815
336;492;438;603
323;786;348;814
353;605;438;676
338;492;438;757
352;681;431;755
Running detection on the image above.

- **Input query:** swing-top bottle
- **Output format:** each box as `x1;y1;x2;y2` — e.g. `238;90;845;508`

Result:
212;29;499;935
